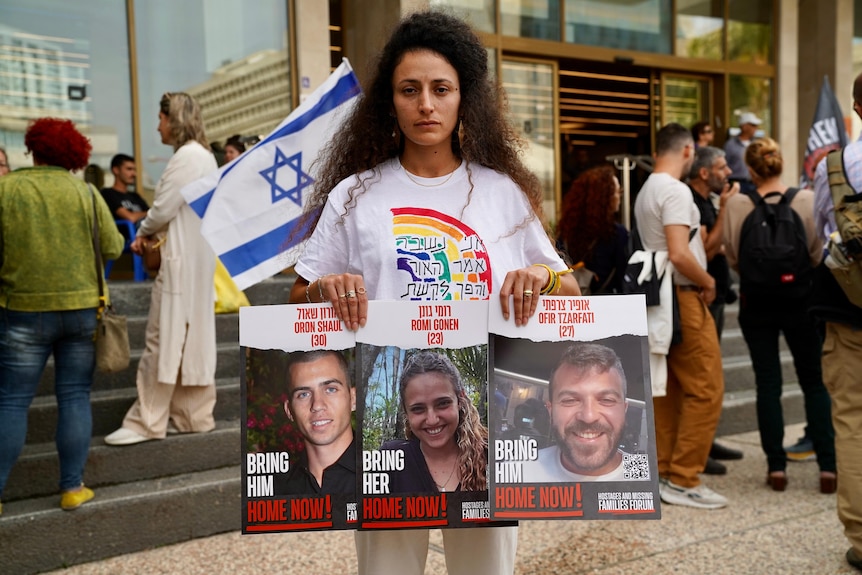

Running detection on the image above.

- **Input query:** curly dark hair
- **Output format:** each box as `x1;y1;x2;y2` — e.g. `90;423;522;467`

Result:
25;118;91;171
297;10;541;237
556;164;618;264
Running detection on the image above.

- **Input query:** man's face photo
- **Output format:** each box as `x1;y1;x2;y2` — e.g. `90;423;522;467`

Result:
285;354;355;448
548;364;627;476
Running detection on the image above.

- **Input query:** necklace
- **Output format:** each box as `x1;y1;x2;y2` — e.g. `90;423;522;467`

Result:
434;459;458;492
400;160;459;188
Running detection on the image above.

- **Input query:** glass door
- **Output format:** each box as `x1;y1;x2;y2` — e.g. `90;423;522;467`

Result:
659;73;713;133
501;57;559;221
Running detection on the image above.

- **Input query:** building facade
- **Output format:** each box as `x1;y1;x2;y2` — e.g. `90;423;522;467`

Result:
0;0;858;221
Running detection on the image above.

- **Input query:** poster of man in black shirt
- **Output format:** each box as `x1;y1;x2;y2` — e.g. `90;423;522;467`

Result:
275;350;356;496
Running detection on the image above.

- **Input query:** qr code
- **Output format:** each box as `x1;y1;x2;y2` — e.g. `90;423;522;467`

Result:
622;453;650;480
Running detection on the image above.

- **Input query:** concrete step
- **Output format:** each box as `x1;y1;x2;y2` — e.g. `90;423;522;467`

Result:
37;342;242;397
721;350;796;394
6;420;240;502
25;378;241;445
0;466;240;575
124;313;240;351
716;383;806;437
105;274;294;316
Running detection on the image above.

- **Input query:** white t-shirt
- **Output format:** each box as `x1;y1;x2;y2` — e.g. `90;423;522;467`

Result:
295;159;566;300
633;172;707;286
522;445;648;482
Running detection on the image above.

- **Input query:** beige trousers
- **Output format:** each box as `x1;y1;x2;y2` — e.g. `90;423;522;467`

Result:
354;526;518;575
121;274;216;438
822;321;862;555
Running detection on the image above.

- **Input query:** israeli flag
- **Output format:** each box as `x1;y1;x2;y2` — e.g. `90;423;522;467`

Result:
181;59;361;290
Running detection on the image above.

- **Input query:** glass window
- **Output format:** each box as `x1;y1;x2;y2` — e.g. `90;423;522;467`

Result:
501;0;561;41
662;75;711;130
565;0;671;53
728;0;773;64
0;1;132;177
675;0;723;59
134;0;290;191
728;74;772;137
502;59;557;219
431;0;496;33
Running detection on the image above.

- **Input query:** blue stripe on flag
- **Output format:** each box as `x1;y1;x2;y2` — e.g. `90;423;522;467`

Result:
260;72;361;145
218;209;320;277
187;72;360;220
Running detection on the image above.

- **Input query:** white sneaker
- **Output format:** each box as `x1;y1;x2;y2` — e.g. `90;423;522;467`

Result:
104;427;153;446
660;480;727;510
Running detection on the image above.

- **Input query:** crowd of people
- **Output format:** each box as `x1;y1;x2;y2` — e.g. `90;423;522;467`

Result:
1;7;861;574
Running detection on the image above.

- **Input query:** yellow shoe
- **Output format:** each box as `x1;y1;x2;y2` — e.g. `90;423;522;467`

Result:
60;486;94;510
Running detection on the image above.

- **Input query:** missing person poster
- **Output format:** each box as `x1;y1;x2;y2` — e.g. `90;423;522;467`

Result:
488;295;661;520
239;304;358;533
356;300;512;530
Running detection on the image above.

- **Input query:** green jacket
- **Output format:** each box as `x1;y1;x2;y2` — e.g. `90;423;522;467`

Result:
0;166;124;311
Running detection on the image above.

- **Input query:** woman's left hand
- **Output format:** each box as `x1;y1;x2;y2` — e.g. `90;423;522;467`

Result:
129;236;145;255
499;265;549;326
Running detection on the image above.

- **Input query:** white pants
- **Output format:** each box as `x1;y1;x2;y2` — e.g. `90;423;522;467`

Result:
355;526;517;575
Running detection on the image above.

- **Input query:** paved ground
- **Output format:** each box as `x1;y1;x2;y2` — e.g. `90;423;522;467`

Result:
45;423;857;575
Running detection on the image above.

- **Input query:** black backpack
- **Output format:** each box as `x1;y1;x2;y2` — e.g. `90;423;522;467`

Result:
737;187;812;298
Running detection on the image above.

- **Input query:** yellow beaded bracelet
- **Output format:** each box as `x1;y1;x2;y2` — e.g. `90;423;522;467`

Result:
532;264;575;295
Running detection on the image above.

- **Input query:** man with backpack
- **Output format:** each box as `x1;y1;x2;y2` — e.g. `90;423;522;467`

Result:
812;71;862;573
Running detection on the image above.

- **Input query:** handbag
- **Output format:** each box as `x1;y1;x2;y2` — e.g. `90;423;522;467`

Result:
90;188;131;372
140;236;164;272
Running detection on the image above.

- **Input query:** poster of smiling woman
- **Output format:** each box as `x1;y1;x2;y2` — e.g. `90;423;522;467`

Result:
488;295;661;521
356;300;513;530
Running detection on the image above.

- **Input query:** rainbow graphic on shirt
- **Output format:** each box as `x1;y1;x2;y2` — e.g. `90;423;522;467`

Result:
392;207;492;300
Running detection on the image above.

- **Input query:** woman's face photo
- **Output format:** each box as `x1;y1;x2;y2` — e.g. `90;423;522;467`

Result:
404;372;459;452
391;49;461;154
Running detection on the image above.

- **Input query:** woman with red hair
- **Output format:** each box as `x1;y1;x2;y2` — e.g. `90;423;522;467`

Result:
0;118;124;514
557;164;629;293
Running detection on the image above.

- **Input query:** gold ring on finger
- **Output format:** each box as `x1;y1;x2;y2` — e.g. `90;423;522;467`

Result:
346;290;357;298
523;290;533;297
338;293;347;298
357;287;367;295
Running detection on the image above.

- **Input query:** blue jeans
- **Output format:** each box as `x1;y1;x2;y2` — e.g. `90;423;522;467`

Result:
738;297;835;473
0;308;97;495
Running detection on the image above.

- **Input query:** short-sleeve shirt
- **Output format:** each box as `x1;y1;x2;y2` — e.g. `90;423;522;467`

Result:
633;172;707;286
295;159;566;300
100;187;150;217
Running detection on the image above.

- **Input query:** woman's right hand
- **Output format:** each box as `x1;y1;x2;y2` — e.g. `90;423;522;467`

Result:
289;274;368;331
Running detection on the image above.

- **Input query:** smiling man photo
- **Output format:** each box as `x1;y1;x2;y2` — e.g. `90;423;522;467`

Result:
523;343;644;483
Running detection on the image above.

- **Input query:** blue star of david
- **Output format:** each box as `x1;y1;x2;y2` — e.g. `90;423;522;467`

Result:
259;146;314;206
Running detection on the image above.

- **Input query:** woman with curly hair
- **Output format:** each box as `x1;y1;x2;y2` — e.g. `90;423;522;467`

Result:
0;118;124;514
383;351;487;493
287;10;578;575
557;164;629;293
106;92;218;446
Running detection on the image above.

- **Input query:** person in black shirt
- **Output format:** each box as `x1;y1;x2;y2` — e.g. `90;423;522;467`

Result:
100;154;149;239
274;350;356;496
688;146;745;474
